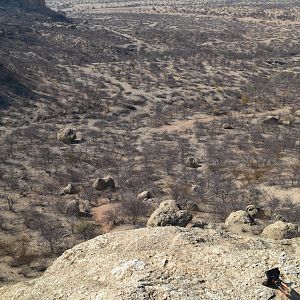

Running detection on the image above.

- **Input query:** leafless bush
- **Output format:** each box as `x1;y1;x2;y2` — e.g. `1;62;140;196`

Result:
121;194;149;225
277;196;300;224
104;206;124;229
40;217;63;255
22;207;44;229
4;195;17;212
169;179;194;209
0;234;36;266
76;221;99;241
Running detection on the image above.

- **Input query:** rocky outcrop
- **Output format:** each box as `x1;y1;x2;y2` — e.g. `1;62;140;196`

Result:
137;191;151;201
147;200;193;227
1;226;299;300
0;0;70;21
60;183;76;195
262;221;299;240
57;128;77;144
262;115;280;125
92;176;115;191
225;210;254;227
262;115;292;126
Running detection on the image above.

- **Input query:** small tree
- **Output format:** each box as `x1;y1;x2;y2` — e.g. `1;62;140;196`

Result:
22;207;43;229
40;218;62;255
104;206;124;229
76;221;98;241
1;234;35;266
121;194;149;225
4;195;16;212
169;180;193;209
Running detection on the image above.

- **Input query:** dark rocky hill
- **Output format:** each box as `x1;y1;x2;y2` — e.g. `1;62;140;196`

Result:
0;0;67;20
0;0;45;8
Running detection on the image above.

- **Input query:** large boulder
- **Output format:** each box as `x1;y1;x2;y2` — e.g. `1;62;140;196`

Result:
105;177;115;190
57;128;76;144
93;176;115;191
60;183;76;195
147;200;193;228
137;191;151;201
262;115;280;125
92;178;106;191
225;210;254;227
262;221;299;240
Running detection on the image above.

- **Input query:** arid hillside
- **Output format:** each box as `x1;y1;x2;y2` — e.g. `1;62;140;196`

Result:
0;0;300;287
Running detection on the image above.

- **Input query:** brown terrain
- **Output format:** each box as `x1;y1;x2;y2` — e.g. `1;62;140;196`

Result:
0;0;300;293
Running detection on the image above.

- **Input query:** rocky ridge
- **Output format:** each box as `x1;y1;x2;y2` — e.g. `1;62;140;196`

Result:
0;0;67;21
0;226;299;300
0;0;45;8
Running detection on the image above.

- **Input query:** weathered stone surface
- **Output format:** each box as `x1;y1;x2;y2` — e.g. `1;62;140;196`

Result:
262;115;280;125
1;226;299;300
147;200;192;227
225;210;254;227
92;176;115;191
262;221;299;240
92;178;106;191
57;128;76;144
105;176;115;190
60;183;76;195
137;191;151;201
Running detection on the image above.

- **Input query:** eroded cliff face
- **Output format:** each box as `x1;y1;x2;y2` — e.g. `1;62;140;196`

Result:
0;227;299;300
